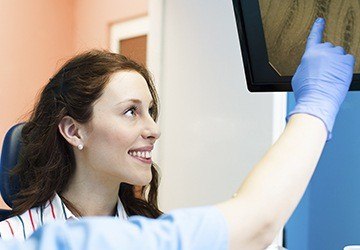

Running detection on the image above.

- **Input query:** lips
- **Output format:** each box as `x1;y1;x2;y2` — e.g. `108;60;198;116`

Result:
128;152;152;164
130;154;152;164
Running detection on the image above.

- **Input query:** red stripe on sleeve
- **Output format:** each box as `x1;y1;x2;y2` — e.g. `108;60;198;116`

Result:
5;220;14;236
28;210;36;232
50;200;56;219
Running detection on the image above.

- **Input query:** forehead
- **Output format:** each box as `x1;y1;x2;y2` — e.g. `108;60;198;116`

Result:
97;71;153;106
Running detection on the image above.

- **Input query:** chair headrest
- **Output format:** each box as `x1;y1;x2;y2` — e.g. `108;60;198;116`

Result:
0;123;24;207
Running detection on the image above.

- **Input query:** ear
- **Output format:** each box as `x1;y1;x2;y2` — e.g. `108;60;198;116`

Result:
58;116;85;147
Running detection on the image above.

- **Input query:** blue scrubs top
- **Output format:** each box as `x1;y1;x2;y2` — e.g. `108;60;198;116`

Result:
0;206;229;250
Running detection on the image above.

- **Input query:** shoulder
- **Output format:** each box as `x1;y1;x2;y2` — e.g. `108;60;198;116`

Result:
0;193;70;241
0;206;41;241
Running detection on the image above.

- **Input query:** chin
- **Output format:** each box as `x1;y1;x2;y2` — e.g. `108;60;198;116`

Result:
136;176;152;186
129;172;152;186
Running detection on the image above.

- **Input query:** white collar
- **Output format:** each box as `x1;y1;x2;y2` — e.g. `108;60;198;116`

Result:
48;193;128;221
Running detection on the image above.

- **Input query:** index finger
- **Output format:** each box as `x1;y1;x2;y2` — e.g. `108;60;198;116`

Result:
306;18;325;49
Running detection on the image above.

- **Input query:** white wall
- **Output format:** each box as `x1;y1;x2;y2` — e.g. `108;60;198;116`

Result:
157;0;275;211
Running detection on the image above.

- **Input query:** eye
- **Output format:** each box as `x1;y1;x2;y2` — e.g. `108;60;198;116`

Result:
124;105;138;117
149;106;155;115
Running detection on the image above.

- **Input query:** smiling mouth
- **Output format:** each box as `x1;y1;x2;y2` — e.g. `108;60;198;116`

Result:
128;150;152;164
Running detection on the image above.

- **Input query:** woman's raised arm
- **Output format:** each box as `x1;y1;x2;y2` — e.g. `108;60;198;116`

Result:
216;18;355;249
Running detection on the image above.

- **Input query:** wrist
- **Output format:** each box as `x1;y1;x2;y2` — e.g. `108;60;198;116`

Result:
287;113;327;142
286;103;338;140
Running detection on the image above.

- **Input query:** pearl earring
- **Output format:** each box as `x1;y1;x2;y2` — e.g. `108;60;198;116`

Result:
77;144;84;150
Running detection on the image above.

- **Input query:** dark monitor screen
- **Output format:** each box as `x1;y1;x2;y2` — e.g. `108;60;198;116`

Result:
232;0;360;92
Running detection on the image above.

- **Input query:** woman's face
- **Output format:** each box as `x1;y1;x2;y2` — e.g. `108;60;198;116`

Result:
81;71;160;186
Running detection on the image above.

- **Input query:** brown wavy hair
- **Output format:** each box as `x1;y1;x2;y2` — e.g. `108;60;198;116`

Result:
10;50;163;218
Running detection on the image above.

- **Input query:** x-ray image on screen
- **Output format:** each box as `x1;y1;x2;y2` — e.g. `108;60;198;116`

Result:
259;0;360;76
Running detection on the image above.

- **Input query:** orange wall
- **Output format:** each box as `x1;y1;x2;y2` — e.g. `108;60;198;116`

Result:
0;0;75;149
73;0;148;51
0;0;148;209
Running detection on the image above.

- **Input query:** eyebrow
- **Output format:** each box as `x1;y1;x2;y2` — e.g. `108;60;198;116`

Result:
116;99;154;106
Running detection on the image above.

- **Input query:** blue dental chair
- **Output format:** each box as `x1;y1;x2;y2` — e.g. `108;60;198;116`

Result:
0;123;25;220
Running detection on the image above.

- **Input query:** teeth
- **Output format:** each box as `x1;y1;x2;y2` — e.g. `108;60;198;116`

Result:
129;150;152;159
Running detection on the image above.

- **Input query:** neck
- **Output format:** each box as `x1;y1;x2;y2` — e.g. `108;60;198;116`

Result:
61;164;121;217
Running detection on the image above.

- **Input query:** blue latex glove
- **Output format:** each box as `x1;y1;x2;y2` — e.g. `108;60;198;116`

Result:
287;18;355;140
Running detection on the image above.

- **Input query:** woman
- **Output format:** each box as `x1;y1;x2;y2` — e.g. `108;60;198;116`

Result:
0;18;355;249
0;50;163;239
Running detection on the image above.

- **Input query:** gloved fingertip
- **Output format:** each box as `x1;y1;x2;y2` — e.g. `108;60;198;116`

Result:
306;18;325;49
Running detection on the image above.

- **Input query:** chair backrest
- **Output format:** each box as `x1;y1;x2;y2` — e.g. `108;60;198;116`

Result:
0;123;25;219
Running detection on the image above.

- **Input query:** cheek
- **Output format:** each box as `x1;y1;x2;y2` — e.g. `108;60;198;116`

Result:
88;123;137;155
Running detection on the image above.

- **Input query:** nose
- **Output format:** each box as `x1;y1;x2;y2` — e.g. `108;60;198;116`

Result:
142;115;161;141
